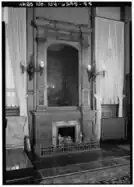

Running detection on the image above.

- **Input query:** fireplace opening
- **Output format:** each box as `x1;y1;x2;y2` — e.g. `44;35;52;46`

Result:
57;126;75;145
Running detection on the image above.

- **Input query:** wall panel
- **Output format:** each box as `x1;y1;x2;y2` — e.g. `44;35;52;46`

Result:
101;118;126;140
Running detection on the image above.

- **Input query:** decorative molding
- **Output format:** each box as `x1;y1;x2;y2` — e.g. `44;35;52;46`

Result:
101;104;119;106
6;107;20;116
36;106;47;111
36;106;78;112
82;88;90;106
91;7;96;110
27;90;34;94
38;89;44;105
32;14;91;109
32;16;90;46
45;37;80;50
34;35;82;108
101;104;118;118
82;106;95;112
6;144;24;149
102;111;112;118
31;17;92;34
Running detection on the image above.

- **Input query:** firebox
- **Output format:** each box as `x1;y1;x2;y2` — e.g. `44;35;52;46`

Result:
57;126;75;145
52;120;80;147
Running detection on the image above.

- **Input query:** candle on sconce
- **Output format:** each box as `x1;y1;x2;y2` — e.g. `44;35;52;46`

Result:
102;64;106;71
40;61;45;68
87;64;91;71
102;64;106;77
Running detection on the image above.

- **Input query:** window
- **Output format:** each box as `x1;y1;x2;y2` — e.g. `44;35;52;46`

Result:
47;44;79;107
5;20;19;115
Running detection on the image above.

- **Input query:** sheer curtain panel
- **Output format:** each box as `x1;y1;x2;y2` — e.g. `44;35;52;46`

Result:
94;17;124;140
6;8;28;135
3;7;18;107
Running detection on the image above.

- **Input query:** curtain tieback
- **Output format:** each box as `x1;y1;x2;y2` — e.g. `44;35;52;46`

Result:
118;94;125;102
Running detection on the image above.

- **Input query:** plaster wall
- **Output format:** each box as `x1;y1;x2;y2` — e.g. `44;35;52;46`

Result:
96;7;121;20
35;7;89;24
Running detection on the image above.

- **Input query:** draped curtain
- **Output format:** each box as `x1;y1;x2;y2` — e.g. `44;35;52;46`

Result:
6;8;28;134
6;29;19;107
94;17;124;140
3;7;18;107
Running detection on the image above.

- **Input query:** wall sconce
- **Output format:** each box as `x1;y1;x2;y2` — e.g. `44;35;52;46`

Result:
87;64;106;82
20;60;44;81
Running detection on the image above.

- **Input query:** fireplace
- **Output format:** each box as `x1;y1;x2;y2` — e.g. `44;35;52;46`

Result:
52;120;80;147
39;119;99;157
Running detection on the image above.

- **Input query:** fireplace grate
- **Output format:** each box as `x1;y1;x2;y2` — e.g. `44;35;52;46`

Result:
40;141;100;157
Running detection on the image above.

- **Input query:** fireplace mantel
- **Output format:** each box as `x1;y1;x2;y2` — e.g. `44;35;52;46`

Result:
30;109;96;157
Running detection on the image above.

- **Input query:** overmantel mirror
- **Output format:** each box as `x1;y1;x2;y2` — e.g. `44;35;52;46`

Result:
37;42;79;109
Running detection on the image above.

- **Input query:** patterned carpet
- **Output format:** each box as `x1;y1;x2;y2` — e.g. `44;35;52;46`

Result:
40;161;130;184
96;175;131;184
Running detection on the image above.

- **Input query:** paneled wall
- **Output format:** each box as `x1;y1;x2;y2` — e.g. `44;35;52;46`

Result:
124;7;131;140
27;8;34;110
124;6;131;75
